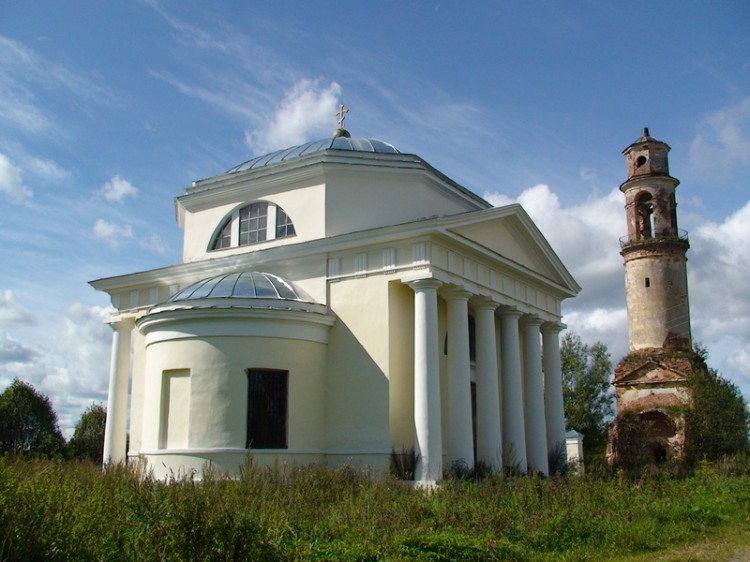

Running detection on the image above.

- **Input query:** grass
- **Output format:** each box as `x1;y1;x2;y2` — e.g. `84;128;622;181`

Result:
1;457;749;561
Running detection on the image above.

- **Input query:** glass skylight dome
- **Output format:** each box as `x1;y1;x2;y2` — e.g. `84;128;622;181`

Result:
168;271;314;303
226;136;401;174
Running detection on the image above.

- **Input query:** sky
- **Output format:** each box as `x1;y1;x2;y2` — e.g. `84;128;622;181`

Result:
1;1;749;436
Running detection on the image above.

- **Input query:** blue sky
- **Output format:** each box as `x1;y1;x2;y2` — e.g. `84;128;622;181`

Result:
1;1;749;434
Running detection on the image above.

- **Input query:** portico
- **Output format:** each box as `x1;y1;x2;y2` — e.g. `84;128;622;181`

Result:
405;271;569;481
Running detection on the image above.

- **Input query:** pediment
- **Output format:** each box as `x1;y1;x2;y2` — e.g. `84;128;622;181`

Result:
446;204;580;296
615;359;689;386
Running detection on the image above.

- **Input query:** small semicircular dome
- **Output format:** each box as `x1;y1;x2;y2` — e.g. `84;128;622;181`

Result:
168;271;315;303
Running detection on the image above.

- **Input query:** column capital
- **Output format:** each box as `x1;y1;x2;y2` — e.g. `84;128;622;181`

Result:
109;316;136;331
472;296;499;311
520;314;544;327
541;321;565;335
407;278;443;292
498;306;523;320
442;286;473;302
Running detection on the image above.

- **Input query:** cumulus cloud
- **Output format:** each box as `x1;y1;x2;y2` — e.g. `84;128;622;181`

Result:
690;98;750;174
0;302;112;435
485;184;624;309
0;290;35;328
99;175;138;203
0;152;33;204
484;184;631;361
93;218;134;248
689;200;750;343
245;79;342;154
0;334;39;364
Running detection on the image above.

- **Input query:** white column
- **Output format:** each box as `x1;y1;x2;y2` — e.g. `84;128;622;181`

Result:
542;322;567;461
103;318;133;466
474;298;502;469
409;279;443;483
444;288;474;469
522;315;549;475
500;307;527;472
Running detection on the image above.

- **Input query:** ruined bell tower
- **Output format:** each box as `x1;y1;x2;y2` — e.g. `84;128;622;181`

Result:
620;128;692;351
609;129;701;464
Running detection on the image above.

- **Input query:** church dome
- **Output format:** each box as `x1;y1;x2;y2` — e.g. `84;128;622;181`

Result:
226;136;401;174
167;271;315;303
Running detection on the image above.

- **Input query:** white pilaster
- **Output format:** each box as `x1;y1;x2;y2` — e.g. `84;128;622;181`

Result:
409;279;443;483
522;315;549;475
474;298;502;469
444;288;474;469
103;318;134;466
499;307;527;472
542;322;567;462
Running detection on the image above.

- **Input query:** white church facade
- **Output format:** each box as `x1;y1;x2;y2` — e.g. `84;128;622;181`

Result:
91;128;580;483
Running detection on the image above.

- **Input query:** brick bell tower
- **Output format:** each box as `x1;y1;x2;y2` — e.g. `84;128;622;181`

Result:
609;129;701;464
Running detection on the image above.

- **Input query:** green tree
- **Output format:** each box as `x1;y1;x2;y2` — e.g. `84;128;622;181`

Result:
560;332;614;454
0;378;65;457
67;403;107;463
685;346;750;462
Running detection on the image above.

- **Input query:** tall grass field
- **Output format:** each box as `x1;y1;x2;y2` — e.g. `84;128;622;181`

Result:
1;456;749;561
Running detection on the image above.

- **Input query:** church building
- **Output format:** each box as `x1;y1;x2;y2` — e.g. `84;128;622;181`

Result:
91;117;580;483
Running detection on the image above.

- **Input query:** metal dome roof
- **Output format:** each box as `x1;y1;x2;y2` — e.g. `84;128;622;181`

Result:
168;271;314;303
226;136;401;174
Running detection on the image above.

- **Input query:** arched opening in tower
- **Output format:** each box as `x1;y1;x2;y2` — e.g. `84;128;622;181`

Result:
635;192;654;240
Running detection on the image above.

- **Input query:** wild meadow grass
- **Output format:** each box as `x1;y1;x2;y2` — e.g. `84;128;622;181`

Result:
1;456;749;561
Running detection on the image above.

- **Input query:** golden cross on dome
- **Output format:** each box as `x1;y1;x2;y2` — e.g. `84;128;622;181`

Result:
336;103;349;129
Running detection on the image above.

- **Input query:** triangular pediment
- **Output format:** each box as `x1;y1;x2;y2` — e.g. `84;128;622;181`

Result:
446;204;580;296
615;358;689;386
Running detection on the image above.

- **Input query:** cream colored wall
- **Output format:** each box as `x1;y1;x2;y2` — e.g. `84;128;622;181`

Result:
140;335;328;451
180;182;326;263
324;170;478;238
128;329;147;454
388;281;415;449
325;276;392;450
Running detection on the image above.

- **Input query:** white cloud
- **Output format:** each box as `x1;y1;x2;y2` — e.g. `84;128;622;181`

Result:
0;289;35;329
689;200;750;344
139;232;169;255
727;347;750;384
485;184;624;309
0;152;33;204
0;302;112;436
99;175;138;203
245;79;342;154
0;34;109;137
690;97;750;173
0;334;39;364
26;156;70;182
93;218;133;248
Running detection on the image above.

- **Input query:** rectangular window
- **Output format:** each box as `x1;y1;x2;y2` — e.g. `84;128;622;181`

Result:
246;369;288;449
239;202;268;245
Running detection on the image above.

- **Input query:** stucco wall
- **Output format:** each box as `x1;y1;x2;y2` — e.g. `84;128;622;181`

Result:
139;333;328;453
325;276;391;451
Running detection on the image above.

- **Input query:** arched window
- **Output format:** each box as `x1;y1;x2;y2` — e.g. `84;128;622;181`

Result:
209;201;296;251
635;192;654;239
212;217;232;250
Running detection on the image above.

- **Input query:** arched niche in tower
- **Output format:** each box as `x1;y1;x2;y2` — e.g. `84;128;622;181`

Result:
635;191;654;240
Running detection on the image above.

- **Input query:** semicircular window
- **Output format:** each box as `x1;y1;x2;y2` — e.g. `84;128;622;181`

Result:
210;202;296;251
